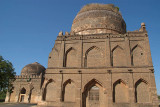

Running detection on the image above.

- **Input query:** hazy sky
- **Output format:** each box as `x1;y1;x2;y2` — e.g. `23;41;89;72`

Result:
0;0;160;94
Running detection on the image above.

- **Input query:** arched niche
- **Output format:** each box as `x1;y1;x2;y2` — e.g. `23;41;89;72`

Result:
135;79;150;103
62;79;76;102
84;46;105;67
82;79;106;107
43;79;56;101
64;47;78;67
111;45;126;66
113;79;129;103
131;45;146;66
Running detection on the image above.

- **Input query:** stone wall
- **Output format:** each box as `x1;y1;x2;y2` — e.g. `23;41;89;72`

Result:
6;75;42;103
40;29;159;107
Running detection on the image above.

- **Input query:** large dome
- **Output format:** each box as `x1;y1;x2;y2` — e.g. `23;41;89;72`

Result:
71;4;126;35
21;62;46;76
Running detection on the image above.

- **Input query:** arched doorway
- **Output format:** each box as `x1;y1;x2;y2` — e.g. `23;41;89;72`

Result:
19;88;26;102
88;86;99;107
82;79;106;107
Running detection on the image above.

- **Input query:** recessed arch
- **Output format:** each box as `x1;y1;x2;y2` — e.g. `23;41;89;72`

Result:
112;45;123;52
83;79;103;92
131;44;146;66
113;79;127;86
43;79;56;101
62;79;76;102
113;79;129;103
111;45;126;66
82;79;106;107
131;44;143;52
85;46;99;55
135;78;150;103
64;47;78;67
84;46;105;67
135;78;148;85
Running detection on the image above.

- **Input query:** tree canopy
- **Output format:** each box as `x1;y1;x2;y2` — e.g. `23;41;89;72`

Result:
0;56;16;92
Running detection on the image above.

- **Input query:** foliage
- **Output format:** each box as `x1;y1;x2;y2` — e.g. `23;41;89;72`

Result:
0;56;16;93
115;7;119;11
158;95;160;99
0;91;6;101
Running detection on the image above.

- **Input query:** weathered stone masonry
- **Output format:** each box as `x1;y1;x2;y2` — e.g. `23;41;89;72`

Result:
6;4;159;107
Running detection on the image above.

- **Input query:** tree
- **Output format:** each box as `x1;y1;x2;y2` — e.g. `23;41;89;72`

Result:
0;56;16;93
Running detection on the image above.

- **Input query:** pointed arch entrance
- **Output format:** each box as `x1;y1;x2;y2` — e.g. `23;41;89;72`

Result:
82;79;107;107
19;87;26;102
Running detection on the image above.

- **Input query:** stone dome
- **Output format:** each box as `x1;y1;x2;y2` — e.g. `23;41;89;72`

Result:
21;62;46;76
71;4;126;35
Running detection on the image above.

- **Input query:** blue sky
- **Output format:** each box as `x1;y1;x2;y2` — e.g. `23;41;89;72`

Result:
0;0;160;95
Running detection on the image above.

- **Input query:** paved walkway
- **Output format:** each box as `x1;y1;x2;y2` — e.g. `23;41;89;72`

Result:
0;103;37;107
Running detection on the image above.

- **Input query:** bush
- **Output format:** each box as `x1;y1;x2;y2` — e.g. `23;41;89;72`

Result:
0;91;6;102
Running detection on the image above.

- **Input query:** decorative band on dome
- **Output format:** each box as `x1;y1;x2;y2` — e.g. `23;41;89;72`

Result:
71;4;126;35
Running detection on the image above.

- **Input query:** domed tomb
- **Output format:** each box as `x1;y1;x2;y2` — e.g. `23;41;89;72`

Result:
21;62;46;76
71;4;126;35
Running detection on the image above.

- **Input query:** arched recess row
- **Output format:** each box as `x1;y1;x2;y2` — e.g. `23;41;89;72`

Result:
82;79;106;107
84;46;105;67
43;79;56;101
131;44;146;66
111;45;126;67
113;79;129;103
62;79;76;102
135;78;150;103
64;47;78;67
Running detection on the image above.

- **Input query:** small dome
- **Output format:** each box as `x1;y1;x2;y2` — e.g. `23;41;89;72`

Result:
71;4;126;35
21;62;46;76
